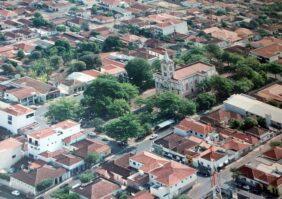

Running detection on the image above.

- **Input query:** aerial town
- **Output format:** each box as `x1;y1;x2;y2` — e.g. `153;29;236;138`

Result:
0;0;281;199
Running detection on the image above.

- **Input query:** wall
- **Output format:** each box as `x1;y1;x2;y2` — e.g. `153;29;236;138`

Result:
10;177;36;195
0;145;23;170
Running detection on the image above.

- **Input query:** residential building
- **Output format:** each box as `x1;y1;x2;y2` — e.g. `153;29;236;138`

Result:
196;149;229;171
0;101;36;134
174;117;214;139
130;151;197;199
10;164;68;195
222;139;251;161
4;85;38;106
154;52;217;97
223;94;282;129
250;43;282;63
255;83;282;105
72;178;120;199
27;120;81;158
0;138;23;170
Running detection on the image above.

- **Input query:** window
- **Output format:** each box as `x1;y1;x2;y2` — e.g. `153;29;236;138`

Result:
35;140;38;146
12;155;16;159
29;138;32;143
26;113;34;118
8;115;12;125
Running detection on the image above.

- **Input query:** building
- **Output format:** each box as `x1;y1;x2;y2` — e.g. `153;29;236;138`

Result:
154;52;217;97
256;83;282;105
72;178;120;199
0;138;23;170
130;151;197;199
0;101;35;134
224;94;282;129
10;164;68;195
196;150;229;171
250;43;282;63
27;120;81;158
174;117;214;139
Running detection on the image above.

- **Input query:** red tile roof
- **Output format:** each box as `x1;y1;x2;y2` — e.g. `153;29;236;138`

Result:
222;139;250;152
176;118;213;135
263;147;282;161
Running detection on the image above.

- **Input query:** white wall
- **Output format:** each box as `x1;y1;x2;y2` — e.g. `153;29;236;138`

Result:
10;177;36;195
0;110;35;134
0;145;23;170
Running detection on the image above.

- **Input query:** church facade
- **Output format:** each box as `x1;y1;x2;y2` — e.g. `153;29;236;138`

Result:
154;52;218;97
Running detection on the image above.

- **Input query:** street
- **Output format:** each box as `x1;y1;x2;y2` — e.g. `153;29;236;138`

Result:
0;184;27;199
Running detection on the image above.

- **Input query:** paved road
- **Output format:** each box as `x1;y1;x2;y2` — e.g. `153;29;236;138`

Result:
187;134;282;199
0;184;27;199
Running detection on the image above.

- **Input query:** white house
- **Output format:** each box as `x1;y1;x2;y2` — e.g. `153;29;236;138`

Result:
0;101;36;134
196;150;229;170
174;117;214;139
154;52;217;97
130;151;197;199
27;120;81;158
0;138;23;171
224;94;282;129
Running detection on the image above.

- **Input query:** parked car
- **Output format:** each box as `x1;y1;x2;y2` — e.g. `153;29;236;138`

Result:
11;190;20;196
149;134;159;140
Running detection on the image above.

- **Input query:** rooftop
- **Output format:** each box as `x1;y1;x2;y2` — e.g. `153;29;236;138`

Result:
176;117;214;135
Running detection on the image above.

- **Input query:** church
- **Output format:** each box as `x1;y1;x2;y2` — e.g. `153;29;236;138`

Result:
154;52;218;97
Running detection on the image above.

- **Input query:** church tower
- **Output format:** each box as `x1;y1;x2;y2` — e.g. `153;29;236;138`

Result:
161;51;175;79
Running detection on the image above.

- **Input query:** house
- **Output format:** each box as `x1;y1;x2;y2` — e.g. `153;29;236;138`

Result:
245;127;274;143
222;139;251;161
0;138;23;170
154;52;217;97
4;85;39;106
203;27;242;48
196;149;229;171
200;108;243;127
0;101;36;134
129;191;155;199
236;165;282;196
58;69;101;95
223;94;282;129
153;133;200;164
12;77;60;102
27;120;81;158
174;118;214;139
255;83;282;106
250;43;282;63
147;13;188;36
262;147;282;162
130;151;197;199
72;138;111;159
120;34;147;48
251;37;282;49
10;163;68;195
72;178;120;199
97;153;133;186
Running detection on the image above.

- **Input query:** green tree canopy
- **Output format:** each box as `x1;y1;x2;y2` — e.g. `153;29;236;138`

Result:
79;171;94;183
102;36;123;52
82;75;138;119
234;78;254;93
68;60;87;73
125;58;153;91
46;97;81;123
196;92;216;111
79;54;102;70
104;114;145;142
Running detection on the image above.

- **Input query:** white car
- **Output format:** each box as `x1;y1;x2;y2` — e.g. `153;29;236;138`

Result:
11;190;20;196
150;134;159;140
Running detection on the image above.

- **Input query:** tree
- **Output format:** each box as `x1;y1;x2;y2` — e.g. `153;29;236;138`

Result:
270;141;282;147
91;117;105;132
264;62;282;78
79;171;94;183
210;76;234;100
229;119;242;129
51;186;80;199
108;99;131;118
150;92;196;119
0;32;6;41
205;44;222;61
69;60;87;73
151;59;161;72
55;39;71;52
77;41;100;53
1;63;16;74
56;25;66;32
32;12;49;27
46;97;81;123
102;36;123;52
30;50;42;60
196;92;216;111
125;58;153;91
81;21;89;31
36;179;53;191
241;117;257;130
50;55;63;70
82;75;138;119
91;4;98;14
234;78;254;93
104;114;145;142
17;49;25;59
85;152;100;166
79;54;102;70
